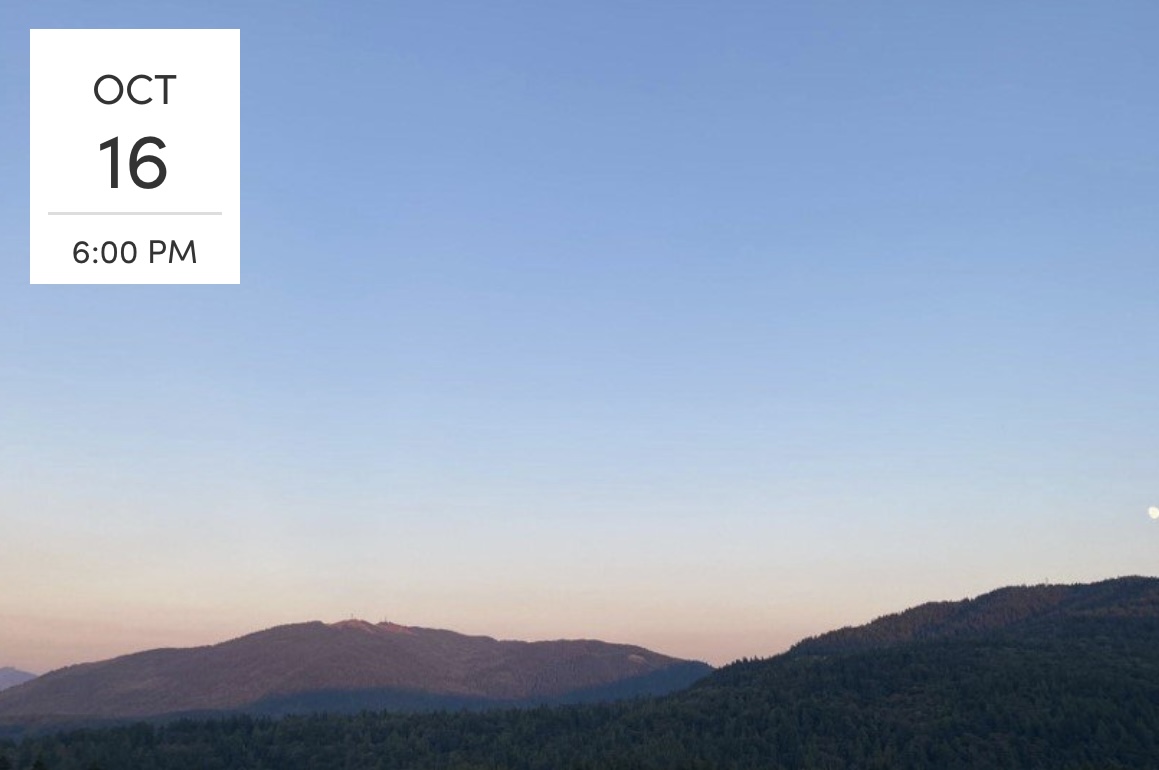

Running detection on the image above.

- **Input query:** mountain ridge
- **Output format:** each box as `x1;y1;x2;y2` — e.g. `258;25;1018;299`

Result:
786;574;1159;657
0;620;711;722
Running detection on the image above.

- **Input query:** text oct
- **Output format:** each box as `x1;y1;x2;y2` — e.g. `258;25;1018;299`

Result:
94;74;176;105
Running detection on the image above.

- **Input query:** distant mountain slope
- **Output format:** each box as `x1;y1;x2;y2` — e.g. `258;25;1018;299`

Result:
0;669;35;693
0;621;710;722
788;575;1159;656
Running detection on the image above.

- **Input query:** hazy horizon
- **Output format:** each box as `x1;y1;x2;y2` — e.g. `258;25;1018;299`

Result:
4;2;1157;673
8;572;1159;676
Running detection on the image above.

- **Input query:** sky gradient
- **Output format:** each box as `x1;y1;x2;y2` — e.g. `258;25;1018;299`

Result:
2;1;1158;671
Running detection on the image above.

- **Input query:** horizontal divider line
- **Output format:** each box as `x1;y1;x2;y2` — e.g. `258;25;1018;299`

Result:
47;211;223;216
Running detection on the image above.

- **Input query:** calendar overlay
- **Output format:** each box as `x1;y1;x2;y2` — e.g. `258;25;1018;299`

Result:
30;29;240;284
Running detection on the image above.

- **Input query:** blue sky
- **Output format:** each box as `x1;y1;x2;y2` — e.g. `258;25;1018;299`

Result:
2;1;1157;670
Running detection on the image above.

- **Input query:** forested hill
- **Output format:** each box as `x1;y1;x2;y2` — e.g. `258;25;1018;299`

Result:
786;575;1159;656
4;576;1159;770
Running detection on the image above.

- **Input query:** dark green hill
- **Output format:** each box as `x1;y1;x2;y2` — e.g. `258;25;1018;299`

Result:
4;577;1158;770
786;575;1159;656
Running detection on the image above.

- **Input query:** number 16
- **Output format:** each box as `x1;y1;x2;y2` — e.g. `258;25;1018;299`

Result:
99;136;168;189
